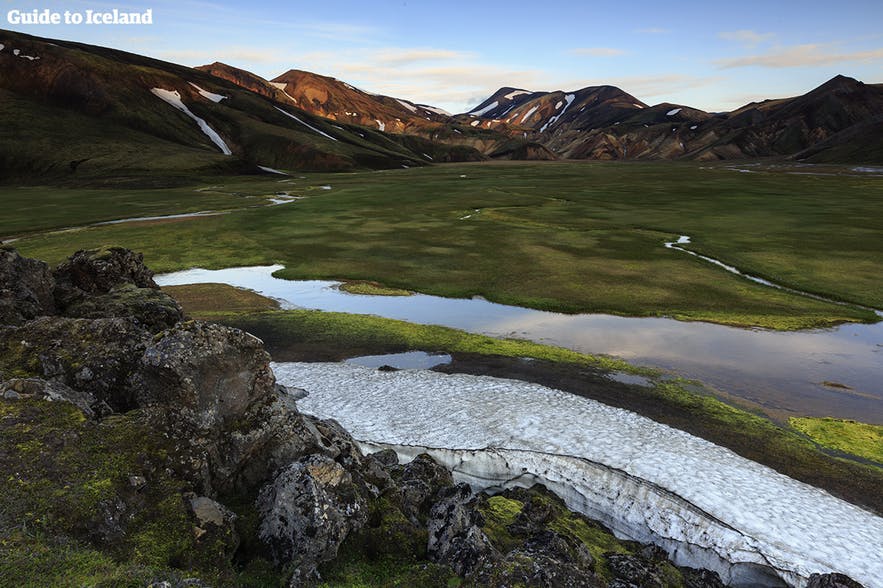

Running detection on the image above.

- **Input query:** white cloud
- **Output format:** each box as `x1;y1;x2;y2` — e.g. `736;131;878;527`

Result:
718;30;775;48
716;44;883;68
568;47;627;57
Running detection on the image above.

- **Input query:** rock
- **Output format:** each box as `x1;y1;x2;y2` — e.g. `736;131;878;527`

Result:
0;377;104;418
681;566;726;588
0;247;55;325
370;448;400;468
130;321;275;430
807;573;865;588
53;247;183;331
128;475;148;490
188;495;239;565
427;483;500;577
605;551;681;588
256;455;369;582
54;246;159;294
475;531;599;588
397;453;454;524
0;316;150;411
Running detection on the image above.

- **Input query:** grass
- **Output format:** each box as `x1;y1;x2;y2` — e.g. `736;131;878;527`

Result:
11;161;882;330
790;417;883;464
339;281;413;296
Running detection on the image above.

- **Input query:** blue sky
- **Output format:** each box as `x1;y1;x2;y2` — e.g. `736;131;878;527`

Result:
6;0;883;113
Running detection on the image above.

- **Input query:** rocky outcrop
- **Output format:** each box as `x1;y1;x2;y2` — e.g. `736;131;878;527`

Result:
257;455;370;583
0;246;55;325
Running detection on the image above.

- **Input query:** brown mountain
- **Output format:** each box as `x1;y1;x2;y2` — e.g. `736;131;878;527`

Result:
465;75;883;163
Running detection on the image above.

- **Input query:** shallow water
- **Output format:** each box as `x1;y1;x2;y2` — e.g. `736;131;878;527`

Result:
156;265;883;422
344;351;452;369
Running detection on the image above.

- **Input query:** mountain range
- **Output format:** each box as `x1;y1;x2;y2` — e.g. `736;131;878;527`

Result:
2;28;882;182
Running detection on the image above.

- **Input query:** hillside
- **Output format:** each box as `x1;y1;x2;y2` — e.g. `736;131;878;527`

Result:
0;30;482;182
464;75;883;163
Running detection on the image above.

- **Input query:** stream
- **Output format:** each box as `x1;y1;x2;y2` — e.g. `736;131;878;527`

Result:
156;264;883;423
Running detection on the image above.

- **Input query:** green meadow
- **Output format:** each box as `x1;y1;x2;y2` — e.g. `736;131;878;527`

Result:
7;161;883;329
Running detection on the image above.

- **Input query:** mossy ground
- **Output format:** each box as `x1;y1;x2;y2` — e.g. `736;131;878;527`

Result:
338;281;413;297
789;417;883;464
0;399;285;587
14;161;883;330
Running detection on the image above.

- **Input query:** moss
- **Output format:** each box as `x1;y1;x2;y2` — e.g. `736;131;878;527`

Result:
789;417;883;464
0;398;246;584
478;495;524;553
338;281;413;297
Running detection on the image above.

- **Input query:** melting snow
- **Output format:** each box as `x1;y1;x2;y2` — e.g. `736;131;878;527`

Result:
555;101;563;109
274;106;338;141
0;44;4;52
258;165;288;175
632;103;644;109
422;153;434;160
519;105;540;124
188;82;226;103
375;120;386;131
504;89;531;100
690;125;698;130
421;105;451;116
453;129;462;134
666;108;682;116
277;362;883;588
13;49;19;56
540;93;575;132
150;88;232;155
396;99;417;113
270;82;298;104
469;100;499;117
470;120;480;127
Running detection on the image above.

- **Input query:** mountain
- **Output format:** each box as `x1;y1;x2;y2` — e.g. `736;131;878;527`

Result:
0;30;487;182
464;75;883;163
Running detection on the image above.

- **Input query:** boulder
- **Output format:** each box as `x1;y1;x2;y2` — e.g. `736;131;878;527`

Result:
0;316;151;411
397;453;454;525
807;573;865;588
53;247;183;331
475;531;599;588
0;377;106;418
256;455;369;583
427;483;500;577
0;247;55;325
188;495;239;565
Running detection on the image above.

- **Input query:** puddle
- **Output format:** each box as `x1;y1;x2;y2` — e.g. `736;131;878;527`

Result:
606;372;654;387
156;265;883;423
344;351;452;370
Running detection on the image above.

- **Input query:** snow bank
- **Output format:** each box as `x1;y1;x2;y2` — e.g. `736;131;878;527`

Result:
150;88;231;154
277;362;883;588
519;105;540;124
667;107;682;116
540;93;575;132
396;98;417;113
375;119;385;131
469;100;499;117
188;82;226;102
505;89;531;100
274;106;338;141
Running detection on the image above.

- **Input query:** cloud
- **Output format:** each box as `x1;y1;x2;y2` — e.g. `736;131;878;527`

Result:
716;44;883;68
157;47;281;65
568;47;627;57
635;27;670;34
718;30;775;48
370;48;475;67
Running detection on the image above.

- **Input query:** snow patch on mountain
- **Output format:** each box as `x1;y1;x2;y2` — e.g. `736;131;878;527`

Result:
150;88;232;155
469;100;499;117
504;89;531;100
540;93;575;132
375;120;385;131
667;108;682;116
420;104;452;116
633;103;645;109
188;82;226;103
276;361;883;588
274;106;338;141
396;99;417;113
470;120;480;127
519;105;540;124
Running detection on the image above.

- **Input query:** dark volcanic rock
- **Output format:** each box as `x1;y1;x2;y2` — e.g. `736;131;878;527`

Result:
477;531;598;588
0;315;151;411
397;452;455;525
0;247;56;325
54;247;183;330
256;455;370;583
0;376;106;418
427;483;499;577
807;573;865;588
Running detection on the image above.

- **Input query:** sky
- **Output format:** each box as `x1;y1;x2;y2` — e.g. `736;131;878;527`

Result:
5;0;883;113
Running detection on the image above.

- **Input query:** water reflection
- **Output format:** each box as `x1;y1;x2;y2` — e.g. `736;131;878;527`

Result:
156;265;883;423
